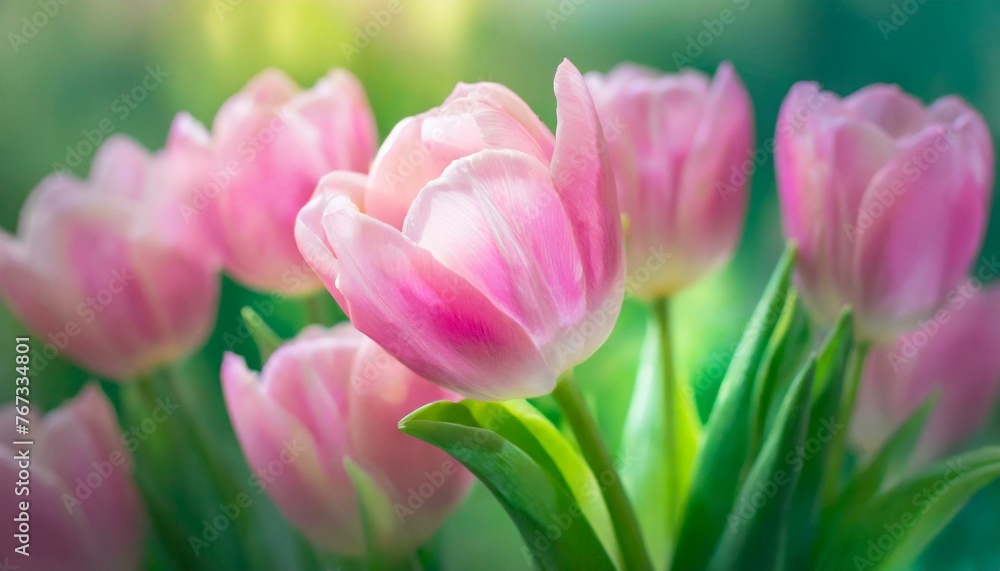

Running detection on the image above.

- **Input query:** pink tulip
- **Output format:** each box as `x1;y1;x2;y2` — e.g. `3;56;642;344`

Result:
853;286;1000;465
1;385;146;570
221;324;473;557
0;121;220;381
295;59;623;400
776;82;994;340
584;62;754;298
200;68;377;293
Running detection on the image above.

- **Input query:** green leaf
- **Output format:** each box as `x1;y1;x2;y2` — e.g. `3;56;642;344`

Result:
748;290;811;459
844;392;938;507
344;458;411;570
816;446;1000;571
240;306;283;361
619;302;700;569
784;310;853;569
708;354;815;571
671;245;797;571
399;400;619;571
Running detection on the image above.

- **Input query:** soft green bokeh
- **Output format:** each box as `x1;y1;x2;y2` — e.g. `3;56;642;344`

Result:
1;1;998;569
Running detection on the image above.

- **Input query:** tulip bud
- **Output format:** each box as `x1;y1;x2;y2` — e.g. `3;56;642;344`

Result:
776;82;994;340
221;324;473;557
853;286;1000;465
1;386;146;570
0;123;220;381
584;61;754;298
295;59;624;401
204;68;377;293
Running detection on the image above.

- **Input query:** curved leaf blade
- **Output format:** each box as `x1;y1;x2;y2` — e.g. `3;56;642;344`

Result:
816;447;1000;571
708;355;816;571
672;245;797;571
400;400;618;571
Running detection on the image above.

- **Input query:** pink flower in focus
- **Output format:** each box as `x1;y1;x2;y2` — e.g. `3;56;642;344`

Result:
776;82;993;340
853;286;1000;465
200;68;377;293
221;324;473;557
295;59;624;401
1;386;146;570
0;120;220;380
584;62;754;298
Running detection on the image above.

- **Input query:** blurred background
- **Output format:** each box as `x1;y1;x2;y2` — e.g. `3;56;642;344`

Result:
1;0;998;569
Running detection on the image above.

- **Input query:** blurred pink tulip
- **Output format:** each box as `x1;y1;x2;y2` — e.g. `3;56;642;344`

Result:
221;324;472;557
0;122;220;381
853;286;1000;465
295;59;623;400
200;68;377;293
776;82;994;340
584;62;754;298
1;386;146;570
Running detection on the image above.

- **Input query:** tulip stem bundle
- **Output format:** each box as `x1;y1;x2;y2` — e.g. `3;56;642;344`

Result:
551;372;654;571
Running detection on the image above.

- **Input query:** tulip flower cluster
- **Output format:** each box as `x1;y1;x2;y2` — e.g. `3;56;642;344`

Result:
1;57;997;571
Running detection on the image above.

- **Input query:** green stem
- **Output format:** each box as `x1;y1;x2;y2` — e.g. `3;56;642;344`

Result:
306;293;328;325
156;365;267;569
552;372;653;571
822;341;871;507
652;297;681;530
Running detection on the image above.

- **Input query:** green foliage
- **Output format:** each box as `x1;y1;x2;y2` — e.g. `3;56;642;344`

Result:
671;245;797;570
399;399;619;571
619;301;701;569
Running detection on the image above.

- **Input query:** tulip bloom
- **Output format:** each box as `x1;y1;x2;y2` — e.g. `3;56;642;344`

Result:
296;59;623;401
201;68;377;293
853;286;1000;465
0;122;220;380
776;82;993;340
1;386;146;570
584;62;754;298
222;324;472;557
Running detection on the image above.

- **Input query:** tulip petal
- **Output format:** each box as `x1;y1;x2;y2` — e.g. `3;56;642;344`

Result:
347;340;472;550
446;81;556;162
551;59;624;314
366;114;484;229
404;149;585;369
222;353;363;555
674;62;753;281
320;197;554;400
291;69;378;174
854;124;986;336
295;178;355;311
843;84;930;139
